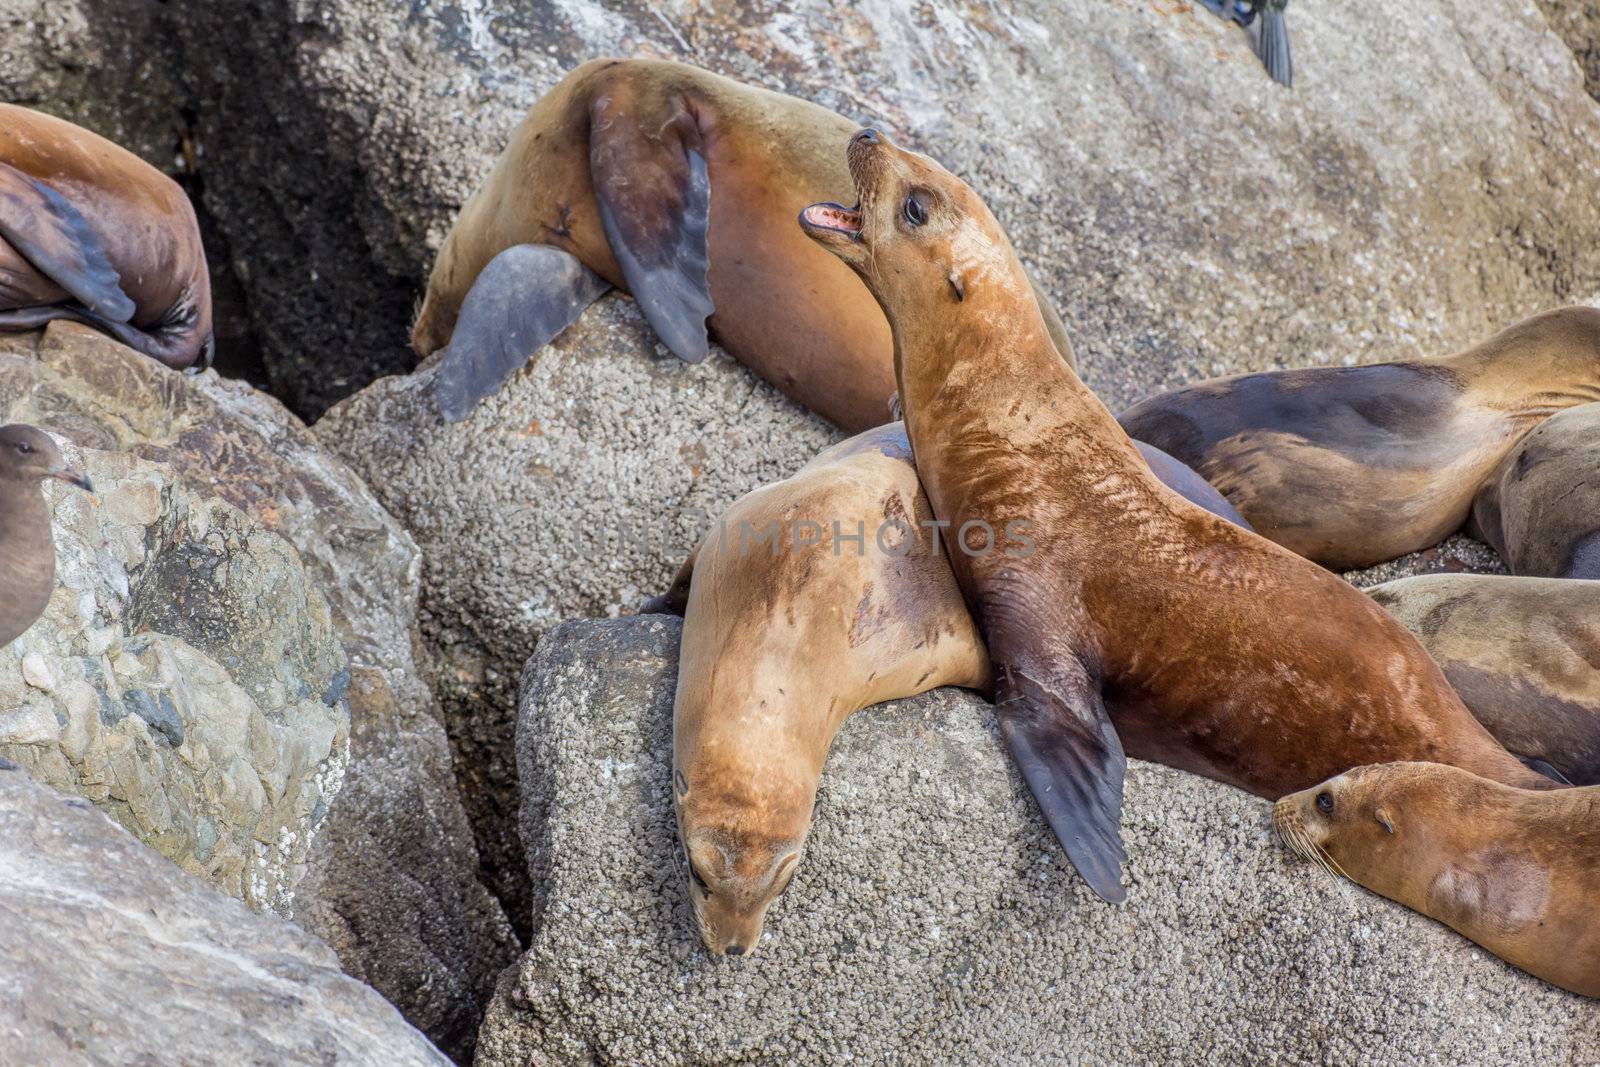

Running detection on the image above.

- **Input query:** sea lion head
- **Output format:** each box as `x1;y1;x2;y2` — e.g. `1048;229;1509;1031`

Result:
673;765;811;957
0;425;92;492
798;128;1028;320
1272;762;1449;896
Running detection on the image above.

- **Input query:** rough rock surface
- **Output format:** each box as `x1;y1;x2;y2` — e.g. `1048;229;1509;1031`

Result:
477;617;1600;1066
317;297;837;933
0;763;449;1066
132;0;1600;417
0;344;349;916
0;324;514;1061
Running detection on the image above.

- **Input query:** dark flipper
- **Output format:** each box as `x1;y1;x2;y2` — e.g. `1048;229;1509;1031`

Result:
0;162;135;322
994;659;1128;903
589;95;714;365
1253;6;1293;87
1519;755;1573;786
640;546;697;617
434;244;611;422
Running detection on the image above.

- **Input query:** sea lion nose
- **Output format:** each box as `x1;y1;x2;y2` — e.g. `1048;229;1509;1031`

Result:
725;943;746;956
852;128;882;147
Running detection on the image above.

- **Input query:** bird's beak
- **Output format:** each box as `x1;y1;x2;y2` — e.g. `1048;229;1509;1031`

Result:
50;466;93;493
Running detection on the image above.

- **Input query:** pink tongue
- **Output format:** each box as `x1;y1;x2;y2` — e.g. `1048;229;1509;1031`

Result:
805;204;861;230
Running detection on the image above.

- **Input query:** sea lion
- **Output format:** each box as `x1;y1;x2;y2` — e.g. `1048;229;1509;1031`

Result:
0;104;213;369
800;128;1561;903
661;422;1248;955
1274;762;1600;998
1368;574;1600;785
0;425;93;649
1118;305;1600;571
1467;402;1600;580
412;57;1073;428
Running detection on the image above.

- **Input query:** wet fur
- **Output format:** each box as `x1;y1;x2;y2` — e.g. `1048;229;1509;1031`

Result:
810;133;1561;898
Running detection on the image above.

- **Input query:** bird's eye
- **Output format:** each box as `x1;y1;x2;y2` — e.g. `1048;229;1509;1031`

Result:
16;442;32;455
1315;791;1334;814
902;193;928;227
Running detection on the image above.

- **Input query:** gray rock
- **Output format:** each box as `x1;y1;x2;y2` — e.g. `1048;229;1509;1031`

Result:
0;763;449;1066
317;296;838;936
131;0;1600;418
0;324;514;1061
478;617;1600;1065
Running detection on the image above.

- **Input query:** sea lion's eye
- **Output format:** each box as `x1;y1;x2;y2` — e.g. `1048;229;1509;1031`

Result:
902;192;928;228
1315;791;1334;814
688;863;710;894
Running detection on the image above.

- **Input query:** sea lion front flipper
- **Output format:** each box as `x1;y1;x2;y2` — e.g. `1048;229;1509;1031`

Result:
994;659;1128;903
589;95;714;365
0;162;135;322
434;243;611;422
640;545;697;616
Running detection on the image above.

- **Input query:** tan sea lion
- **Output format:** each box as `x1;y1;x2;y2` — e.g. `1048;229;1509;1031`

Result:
1;104;213;369
412;57;1073;427
1369;574;1600;785
0;424;93;649
1118;305;1600;570
1274;762;1600;999
1468;402;1600;580
659;422;1248;955
800;128;1561;903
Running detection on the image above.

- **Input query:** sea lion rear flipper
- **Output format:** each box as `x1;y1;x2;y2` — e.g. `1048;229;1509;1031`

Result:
0;162;135;322
1518;755;1573;786
994;660;1128;903
589;94;714;364
435;244;611;422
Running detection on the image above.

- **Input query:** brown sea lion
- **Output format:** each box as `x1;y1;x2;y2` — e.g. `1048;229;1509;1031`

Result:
412;57;1073;427
800;128;1561;902
0;104;213;369
1368;574;1600;786
0;424;93;649
1468;402;1600;580
657;423;1247;954
662;424;1246;954
1118;305;1600;570
1274;762;1600;998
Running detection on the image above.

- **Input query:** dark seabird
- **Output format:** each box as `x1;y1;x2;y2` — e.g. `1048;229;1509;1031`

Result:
1197;0;1292;86
0;424;93;650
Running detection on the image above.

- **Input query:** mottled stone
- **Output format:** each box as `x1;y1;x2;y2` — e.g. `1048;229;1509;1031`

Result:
0;765;449;1066
478;618;1600;1066
0;325;515;1060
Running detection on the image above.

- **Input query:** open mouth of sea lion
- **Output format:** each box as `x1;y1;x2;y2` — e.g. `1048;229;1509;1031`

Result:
798;201;863;240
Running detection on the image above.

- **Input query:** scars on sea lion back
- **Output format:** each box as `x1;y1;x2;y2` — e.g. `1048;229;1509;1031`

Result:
800;128;1560;904
412;58;1073;428
0;104;213;369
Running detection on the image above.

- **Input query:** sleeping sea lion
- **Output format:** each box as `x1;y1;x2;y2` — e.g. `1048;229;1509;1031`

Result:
412;57;1073;427
1118;305;1600;571
1368;574;1600;785
1;104;213;369
800;127;1560;903
1468;402;1600;580
1275;762;1600;998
